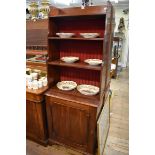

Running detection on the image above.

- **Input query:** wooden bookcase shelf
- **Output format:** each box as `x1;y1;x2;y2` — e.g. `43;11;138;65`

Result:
48;60;102;71
48;36;104;41
46;85;100;107
45;3;115;155
49;14;106;18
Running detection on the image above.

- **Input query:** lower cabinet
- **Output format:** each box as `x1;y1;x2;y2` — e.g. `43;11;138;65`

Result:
26;94;48;146
46;96;98;155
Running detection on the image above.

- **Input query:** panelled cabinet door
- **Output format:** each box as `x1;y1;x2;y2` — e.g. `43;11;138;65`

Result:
47;101;90;149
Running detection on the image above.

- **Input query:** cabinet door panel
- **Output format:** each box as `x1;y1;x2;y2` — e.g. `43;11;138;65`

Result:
51;103;68;139
68;107;89;146
47;100;90;147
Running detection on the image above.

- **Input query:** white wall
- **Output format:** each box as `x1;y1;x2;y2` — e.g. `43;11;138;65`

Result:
114;7;129;68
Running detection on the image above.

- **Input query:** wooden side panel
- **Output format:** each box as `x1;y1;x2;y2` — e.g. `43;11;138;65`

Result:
26;100;40;138
100;3;114;102
26;100;48;145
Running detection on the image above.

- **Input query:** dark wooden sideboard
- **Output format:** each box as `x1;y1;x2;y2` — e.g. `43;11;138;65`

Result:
26;86;48;146
26;19;49;145
45;3;115;155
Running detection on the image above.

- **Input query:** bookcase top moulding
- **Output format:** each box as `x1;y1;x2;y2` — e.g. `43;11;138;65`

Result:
49;5;110;18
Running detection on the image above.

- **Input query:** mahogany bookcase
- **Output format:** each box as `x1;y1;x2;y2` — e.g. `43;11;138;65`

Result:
45;2;115;155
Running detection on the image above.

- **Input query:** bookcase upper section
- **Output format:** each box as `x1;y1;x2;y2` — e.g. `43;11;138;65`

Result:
49;5;108;18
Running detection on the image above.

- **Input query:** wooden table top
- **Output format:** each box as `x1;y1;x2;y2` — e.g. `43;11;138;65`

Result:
26;86;48;95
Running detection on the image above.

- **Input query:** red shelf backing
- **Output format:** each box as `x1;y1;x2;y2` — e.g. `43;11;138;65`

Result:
56;17;105;37
59;40;103;61
60;67;100;87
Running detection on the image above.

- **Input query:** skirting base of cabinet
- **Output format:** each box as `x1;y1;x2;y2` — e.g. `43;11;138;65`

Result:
48;139;95;155
26;136;48;147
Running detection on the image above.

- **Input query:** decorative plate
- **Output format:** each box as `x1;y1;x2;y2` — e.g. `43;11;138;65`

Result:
77;84;100;96
57;81;77;91
56;33;75;38
80;33;100;38
84;59;103;66
61;56;79;63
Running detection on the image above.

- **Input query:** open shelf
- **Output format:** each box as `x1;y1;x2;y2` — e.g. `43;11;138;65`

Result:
48;66;100;87
48;60;102;71
48;37;104;41
45;85;100;107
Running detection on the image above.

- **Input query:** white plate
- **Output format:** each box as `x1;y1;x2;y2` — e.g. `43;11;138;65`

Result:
57;81;77;91
80;33;100;38
61;56;79;63
56;33;75;38
84;59;103;66
77;84;100;96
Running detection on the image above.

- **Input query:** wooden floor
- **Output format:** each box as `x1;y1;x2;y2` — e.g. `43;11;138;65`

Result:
103;68;129;155
27;68;129;155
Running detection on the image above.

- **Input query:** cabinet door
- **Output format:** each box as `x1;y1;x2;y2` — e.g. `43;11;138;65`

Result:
47;101;90;148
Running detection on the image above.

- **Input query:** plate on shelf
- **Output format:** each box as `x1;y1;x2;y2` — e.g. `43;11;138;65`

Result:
77;84;100;96
56;33;75;38
84;59;103;66
80;33;100;38
57;81;77;91
61;56;79;63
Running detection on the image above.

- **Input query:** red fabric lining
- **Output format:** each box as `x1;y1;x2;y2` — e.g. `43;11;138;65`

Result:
57;18;105;37
53;18;105;87
60;67;100;87
60;40;103;61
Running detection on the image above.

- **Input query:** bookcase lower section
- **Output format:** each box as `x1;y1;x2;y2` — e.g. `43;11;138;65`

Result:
45;94;104;155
